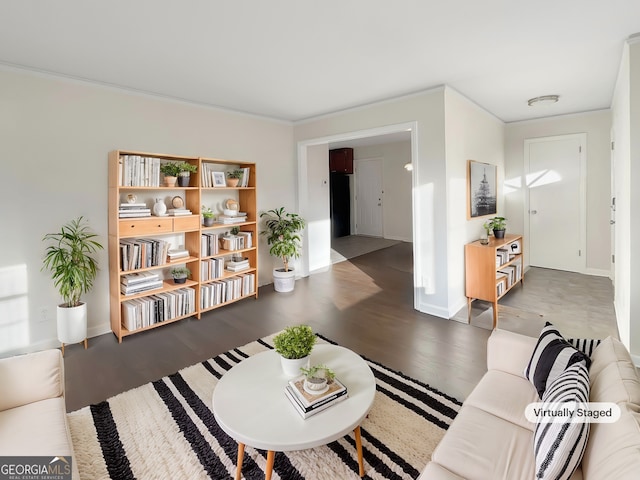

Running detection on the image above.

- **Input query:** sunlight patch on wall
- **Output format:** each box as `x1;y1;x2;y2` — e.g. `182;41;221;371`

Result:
0;265;29;353
526;169;562;188
504;175;522;195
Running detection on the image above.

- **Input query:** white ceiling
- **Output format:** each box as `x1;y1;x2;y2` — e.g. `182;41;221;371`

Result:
1;1;639;123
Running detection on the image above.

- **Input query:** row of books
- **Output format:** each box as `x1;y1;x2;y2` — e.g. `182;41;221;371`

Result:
497;257;522;288
220;232;252;251
201;258;225;281
200;274;255;309
121;288;196;331
167;208;192;216
284;376;348;419
201;233;220;256
121;271;163;296
119;202;152;218
118;155;163;187
120;238;170;271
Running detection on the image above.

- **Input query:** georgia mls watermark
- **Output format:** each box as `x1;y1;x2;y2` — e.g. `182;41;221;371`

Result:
0;456;72;480
525;402;621;423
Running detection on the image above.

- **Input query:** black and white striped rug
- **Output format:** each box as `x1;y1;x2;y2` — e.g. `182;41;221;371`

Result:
68;333;461;479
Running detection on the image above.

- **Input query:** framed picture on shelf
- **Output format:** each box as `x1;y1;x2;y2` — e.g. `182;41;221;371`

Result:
467;160;497;219
212;171;226;188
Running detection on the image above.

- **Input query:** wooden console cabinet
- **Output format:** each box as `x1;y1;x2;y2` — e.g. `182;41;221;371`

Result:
465;234;524;328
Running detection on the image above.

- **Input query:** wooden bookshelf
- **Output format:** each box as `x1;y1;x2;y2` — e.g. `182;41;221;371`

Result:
465;234;524;328
108;150;258;342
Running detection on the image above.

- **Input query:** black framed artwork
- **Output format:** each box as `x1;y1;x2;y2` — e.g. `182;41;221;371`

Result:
467;160;497;219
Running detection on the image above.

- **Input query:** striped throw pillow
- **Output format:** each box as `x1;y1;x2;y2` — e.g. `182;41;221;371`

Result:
567;337;602;357
534;362;590;479
525;322;591;398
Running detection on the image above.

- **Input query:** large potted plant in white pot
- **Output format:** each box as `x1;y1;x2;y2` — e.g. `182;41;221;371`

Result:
42;216;103;354
260;207;306;293
273;325;317;377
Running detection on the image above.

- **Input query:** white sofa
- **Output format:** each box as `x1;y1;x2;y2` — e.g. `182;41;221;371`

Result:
0;349;80;479
420;329;640;479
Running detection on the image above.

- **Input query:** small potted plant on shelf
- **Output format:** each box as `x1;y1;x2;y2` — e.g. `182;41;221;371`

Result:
226;169;244;187
260;207;306;293
177;162;198;187
160;162;182;187
273;325;317;377
42;216;103;354
201;205;215;227
170;267;191;284
300;364;336;392
488;216;507;239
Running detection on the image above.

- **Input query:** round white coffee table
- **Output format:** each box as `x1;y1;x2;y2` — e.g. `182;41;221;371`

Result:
212;344;376;479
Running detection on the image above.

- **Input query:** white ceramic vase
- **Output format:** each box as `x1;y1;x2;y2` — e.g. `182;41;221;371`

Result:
153;198;167;216
280;355;309;377
273;268;295;293
57;302;87;345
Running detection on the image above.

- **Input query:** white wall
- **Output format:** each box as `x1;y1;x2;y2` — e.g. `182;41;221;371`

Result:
305;144;331;272
294;88;450;317
353;141;413;242
444;88;505;315
611;36;640;361
611;42;631;350
0;68;294;355
504;110;612;275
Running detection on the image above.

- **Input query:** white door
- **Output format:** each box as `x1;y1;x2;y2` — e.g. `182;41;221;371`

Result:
610;131;616;284
355;158;383;237
526;134;586;272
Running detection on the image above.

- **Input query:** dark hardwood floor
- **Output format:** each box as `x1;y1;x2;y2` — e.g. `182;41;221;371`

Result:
63;241;616;412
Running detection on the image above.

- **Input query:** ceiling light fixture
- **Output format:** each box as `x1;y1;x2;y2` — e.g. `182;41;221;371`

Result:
528;95;560;107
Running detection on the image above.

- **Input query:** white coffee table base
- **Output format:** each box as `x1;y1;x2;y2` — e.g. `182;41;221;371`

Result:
213;345;376;479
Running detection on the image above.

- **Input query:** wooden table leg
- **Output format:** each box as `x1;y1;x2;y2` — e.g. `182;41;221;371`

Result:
354;426;365;477
235;442;245;480
492;301;498;330
265;450;275;480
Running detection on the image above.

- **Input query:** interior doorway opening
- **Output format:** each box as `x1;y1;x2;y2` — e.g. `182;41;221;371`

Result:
297;122;419;307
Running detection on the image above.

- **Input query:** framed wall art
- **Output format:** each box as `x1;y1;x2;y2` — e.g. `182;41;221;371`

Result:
467;160;497;219
212;171;226;187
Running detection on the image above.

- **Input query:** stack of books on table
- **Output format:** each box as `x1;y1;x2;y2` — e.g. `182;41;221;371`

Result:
120;271;163;296
167;208;192;216
167;248;190;262
226;257;250;272
284;375;348;419
118;203;151;218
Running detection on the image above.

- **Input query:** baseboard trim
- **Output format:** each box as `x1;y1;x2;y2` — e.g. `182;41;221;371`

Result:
584;268;611;278
416;299;449;319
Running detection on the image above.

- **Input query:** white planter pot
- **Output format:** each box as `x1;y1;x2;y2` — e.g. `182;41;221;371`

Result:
273;268;296;293
57;303;87;345
280;355;309;377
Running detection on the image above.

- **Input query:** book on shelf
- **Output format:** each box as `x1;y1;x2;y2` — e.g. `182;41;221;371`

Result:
284;375;348;419
167;209;192;216
120;279;163;295
121;271;160;285
167;248;189;258
119;203;148;209
215;215;247;224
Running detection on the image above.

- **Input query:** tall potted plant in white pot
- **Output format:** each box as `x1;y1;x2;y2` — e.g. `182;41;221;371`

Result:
260;207;306;293
42;216;103;354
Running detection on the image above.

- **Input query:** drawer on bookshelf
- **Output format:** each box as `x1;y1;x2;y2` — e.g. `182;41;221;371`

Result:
120;218;173;236
173;215;200;231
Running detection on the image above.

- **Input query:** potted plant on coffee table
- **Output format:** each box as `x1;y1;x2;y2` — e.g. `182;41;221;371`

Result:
273;325;317;377
300;364;336;392
42;216;103;355
260;207;306;293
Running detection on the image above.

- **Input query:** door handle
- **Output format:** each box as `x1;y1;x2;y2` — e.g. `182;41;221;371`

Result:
530;210;538;215
610;220;616;225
